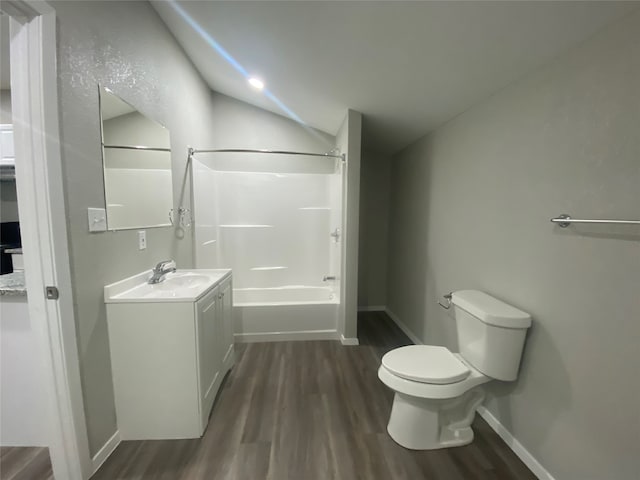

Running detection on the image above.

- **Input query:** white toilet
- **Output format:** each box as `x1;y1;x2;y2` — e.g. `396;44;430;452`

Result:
378;290;531;450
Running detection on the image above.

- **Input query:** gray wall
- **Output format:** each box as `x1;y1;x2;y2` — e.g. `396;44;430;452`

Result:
387;11;640;480
358;149;391;308
205;91;334;151
0;89;11;124
54;1;219;455
336;110;362;340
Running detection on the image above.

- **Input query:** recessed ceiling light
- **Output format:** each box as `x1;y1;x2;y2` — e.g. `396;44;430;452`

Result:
248;77;264;90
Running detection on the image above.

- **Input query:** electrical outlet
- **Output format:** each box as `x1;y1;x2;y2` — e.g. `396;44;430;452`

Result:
138;230;146;250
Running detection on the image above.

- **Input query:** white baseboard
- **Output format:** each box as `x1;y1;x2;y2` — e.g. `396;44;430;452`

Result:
223;344;235;367
91;429;121;474
477;407;555;480
340;335;360;346
357;305;386;312
383;308;424;345
234;329;340;343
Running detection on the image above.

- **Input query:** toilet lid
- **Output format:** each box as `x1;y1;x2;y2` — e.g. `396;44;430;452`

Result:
381;345;471;385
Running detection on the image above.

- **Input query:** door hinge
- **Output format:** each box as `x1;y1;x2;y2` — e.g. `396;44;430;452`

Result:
46;286;59;300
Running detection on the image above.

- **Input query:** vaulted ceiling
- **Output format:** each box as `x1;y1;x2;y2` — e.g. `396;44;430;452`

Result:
152;1;638;154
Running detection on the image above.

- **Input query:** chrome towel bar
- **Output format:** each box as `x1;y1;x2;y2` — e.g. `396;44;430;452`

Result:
550;213;640;228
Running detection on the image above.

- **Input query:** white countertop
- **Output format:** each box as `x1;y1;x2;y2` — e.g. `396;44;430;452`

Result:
104;269;232;303
0;271;27;296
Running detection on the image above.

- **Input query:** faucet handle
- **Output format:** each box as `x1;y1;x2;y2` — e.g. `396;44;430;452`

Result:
154;259;175;272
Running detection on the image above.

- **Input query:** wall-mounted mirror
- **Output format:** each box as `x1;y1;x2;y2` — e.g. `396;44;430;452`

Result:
99;86;173;230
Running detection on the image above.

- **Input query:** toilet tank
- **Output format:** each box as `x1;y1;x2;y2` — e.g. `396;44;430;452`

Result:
451;290;531;381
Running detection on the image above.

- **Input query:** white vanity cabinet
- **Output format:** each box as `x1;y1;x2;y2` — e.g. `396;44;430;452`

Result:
197;275;233;430
105;269;234;440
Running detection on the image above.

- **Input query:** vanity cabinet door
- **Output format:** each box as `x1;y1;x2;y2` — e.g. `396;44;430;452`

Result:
196;287;219;425
219;278;233;360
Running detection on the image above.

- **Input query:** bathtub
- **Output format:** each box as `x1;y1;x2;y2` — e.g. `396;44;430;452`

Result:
233;286;339;342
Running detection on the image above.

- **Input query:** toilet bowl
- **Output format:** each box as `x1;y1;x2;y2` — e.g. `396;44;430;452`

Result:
378;290;531;450
378;346;491;449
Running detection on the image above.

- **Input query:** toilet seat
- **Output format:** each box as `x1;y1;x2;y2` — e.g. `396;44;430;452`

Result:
382;345;470;385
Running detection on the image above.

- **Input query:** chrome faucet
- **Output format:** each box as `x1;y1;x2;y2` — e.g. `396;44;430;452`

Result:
148;260;176;284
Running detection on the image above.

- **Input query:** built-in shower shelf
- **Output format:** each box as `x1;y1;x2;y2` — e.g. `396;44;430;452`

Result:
250;266;288;271
218;224;274;228
298;207;331;211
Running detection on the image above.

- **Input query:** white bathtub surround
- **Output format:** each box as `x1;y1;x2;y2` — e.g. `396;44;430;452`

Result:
188;94;361;344
193;161;338;290
233;286;339;342
193;150;342;342
233;286;335;305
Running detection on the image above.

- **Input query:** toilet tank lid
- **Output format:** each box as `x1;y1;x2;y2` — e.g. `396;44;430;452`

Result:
451;290;532;329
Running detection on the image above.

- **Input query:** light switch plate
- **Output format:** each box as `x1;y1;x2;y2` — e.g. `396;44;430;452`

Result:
87;208;107;232
138;230;147;250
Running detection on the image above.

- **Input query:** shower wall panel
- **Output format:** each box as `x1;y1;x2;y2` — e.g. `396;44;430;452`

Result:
193;156;339;290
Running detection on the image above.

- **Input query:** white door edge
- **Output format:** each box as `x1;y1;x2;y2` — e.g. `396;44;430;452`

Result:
5;1;92;478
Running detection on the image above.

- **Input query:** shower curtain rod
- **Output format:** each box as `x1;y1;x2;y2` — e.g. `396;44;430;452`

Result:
188;147;345;162
103;145;171;152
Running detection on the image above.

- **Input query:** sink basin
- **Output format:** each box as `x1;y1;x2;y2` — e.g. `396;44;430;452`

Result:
156;272;211;290
105;269;231;303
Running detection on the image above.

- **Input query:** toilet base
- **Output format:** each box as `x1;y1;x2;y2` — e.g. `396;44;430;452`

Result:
386;388;485;450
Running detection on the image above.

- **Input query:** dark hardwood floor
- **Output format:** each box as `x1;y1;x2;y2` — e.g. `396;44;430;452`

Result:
92;310;536;479
0;447;52;480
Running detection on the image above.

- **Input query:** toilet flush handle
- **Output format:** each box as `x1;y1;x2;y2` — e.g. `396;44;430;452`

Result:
437;292;452;310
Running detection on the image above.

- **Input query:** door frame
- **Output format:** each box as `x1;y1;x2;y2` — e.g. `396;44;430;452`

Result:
3;1;92;478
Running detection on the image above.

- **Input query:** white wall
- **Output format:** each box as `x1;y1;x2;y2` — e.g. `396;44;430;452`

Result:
0;297;47;446
387;11;640;480
358;148;391;308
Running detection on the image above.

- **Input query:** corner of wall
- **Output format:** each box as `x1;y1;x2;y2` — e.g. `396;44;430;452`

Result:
337;110;362;340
